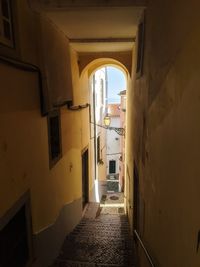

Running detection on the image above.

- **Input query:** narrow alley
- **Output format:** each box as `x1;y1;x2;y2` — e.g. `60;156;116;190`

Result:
1;1;200;267
51;194;135;267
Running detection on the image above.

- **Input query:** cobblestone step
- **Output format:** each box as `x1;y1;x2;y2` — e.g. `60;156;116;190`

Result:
52;259;135;267
50;204;135;267
74;227;129;233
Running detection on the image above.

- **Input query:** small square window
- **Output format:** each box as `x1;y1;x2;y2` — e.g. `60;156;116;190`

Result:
0;0;14;47
47;110;62;168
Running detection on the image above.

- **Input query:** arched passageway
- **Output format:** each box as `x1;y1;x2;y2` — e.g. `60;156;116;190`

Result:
88;64;127;203
80;58;130;205
50;60;136;267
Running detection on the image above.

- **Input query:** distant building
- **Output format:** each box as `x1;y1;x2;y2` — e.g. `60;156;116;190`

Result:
91;68;107;184
119;90;126;192
106;103;121;185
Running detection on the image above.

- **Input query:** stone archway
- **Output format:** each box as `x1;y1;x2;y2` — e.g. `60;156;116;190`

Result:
79;54;132;77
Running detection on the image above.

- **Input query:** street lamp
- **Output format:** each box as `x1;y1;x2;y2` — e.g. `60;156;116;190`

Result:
103;115;111;127
102;114;125;136
80;104;125;136
65;102;125;136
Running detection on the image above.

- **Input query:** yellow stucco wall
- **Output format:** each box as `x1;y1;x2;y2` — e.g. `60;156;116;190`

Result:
70;48;95;195
0;0;91;234
128;1;200;266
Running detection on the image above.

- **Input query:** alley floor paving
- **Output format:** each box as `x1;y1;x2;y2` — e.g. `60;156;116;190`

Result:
51;194;135;267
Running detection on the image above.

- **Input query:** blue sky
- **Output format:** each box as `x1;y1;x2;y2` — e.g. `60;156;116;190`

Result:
107;67;126;103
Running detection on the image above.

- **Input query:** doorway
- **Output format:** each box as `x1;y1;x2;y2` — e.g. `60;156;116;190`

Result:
109;160;116;174
82;149;89;209
0;193;33;267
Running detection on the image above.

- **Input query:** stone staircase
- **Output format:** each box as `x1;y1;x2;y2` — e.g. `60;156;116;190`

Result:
51;202;135;267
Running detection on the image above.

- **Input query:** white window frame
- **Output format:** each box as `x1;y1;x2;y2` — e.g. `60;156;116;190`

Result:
0;0;14;47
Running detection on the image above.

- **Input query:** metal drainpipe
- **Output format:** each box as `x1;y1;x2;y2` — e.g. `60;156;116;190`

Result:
93;74;97;180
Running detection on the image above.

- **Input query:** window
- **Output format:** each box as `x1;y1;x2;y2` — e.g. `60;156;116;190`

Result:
48;110;62;168
97;136;100;163
109;160;116;174
136;16;145;77
0;0;14;47
100;78;104;105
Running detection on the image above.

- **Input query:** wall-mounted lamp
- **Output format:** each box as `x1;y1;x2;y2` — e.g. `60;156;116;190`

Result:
91;114;125;136
103;114;125;136
67;103;126;137
103;115;111;127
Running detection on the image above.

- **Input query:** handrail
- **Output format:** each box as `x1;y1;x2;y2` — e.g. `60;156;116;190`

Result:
134;230;156;267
